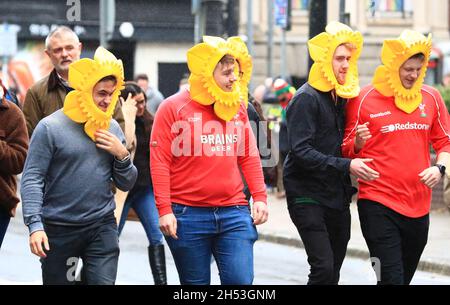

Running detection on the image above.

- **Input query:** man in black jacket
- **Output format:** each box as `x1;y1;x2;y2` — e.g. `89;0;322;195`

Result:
283;22;379;285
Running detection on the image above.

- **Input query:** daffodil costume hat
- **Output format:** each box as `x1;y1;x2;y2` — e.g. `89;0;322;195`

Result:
307;21;363;98
63;46;125;141
372;30;432;114
187;36;252;121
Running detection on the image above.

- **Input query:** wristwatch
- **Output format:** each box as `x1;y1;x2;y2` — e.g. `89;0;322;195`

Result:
435;164;446;177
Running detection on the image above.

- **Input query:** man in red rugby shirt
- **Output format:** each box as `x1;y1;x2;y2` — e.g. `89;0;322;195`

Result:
150;36;268;285
343;30;450;285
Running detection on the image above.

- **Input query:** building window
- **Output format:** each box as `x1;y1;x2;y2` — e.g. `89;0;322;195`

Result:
368;0;413;18
292;0;310;11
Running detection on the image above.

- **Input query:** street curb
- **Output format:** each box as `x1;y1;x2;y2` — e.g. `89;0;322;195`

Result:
258;232;450;277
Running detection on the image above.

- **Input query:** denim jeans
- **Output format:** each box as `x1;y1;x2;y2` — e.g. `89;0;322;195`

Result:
0;208;11;249
118;187;163;245
166;203;258;285
41;213;119;285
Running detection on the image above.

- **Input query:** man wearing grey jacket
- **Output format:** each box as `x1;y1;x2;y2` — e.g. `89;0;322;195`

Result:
21;51;137;285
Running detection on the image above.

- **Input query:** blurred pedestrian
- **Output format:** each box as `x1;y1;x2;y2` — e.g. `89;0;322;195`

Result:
135;73;164;115
272;78;296;199
117;82;167;285
0;79;28;249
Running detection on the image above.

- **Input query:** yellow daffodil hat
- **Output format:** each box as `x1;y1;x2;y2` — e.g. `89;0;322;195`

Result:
372;30;432;113
307;21;363;98
187;35;252;121
63;46;125;141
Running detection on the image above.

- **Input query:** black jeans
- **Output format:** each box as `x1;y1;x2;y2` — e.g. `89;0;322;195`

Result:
41;213;120;285
357;199;429;285
288;202;351;285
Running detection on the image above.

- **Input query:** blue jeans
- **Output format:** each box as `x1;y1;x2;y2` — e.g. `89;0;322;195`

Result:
118;187;163;245
41;213;119;285
0;208;11;249
166;203;258;285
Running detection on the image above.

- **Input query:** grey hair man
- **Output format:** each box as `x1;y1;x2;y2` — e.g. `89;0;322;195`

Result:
23;26;124;137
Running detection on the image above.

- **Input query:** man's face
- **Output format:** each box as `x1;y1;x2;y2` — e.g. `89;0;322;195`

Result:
92;80;117;112
134;93;146;117
136;79;149;92
332;45;352;85
45;32;82;76
399;57;425;89
213;59;237;92
277;92;290;104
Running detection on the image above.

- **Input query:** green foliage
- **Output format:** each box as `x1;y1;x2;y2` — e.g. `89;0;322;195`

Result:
436;85;450;112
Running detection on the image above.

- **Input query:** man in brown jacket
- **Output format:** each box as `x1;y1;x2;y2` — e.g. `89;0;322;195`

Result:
0;82;29;249
23;26;124;137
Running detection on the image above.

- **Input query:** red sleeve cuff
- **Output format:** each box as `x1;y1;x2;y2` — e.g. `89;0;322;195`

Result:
343;138;363;159
252;194;267;205
157;205;173;217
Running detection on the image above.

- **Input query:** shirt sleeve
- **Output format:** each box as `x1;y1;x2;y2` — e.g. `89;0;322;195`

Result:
341;96;364;159
0;104;28;176
429;88;450;155
287;92;351;173
150;100;177;217
20;122;54;234
23;88;42;138
111;123;138;192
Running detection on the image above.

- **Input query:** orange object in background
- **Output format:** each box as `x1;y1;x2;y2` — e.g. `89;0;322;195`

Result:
8;60;36;107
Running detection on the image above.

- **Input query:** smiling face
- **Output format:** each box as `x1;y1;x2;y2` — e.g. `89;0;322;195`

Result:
399;55;425;89
332;44;353;85
92;78;117;112
213;55;237;92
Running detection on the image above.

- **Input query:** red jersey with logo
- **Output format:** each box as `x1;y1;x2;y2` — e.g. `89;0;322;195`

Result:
342;85;450;217
150;89;267;216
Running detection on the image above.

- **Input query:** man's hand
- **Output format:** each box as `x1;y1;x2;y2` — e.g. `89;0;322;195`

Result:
354;122;371;153
350;158;380;181
95;129;129;160
419;166;442;188
252;201;268;225
159;213;178;239
29;230;49;258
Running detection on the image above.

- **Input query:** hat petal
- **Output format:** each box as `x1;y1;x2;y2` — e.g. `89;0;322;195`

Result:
213;101;241;121
63;91;87;123
308;63;334;92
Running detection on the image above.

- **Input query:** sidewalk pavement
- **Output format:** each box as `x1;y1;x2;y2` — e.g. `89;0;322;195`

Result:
258;193;450;276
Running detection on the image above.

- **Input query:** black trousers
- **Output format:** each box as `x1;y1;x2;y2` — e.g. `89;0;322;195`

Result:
288;202;350;285
41;213;120;285
357;199;429;285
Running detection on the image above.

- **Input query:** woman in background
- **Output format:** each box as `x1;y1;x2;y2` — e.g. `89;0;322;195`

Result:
118;81;166;285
